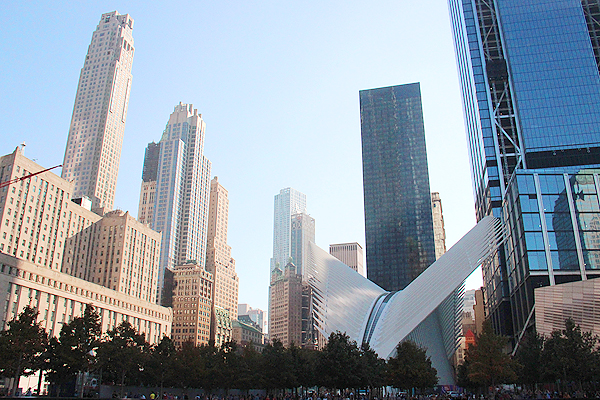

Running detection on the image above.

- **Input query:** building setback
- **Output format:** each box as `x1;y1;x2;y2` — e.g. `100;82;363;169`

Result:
142;103;212;305
137;142;160;226
205;177;239;321
360;83;436;291
62;209;161;303
61;11;135;210
449;0;600;341
0;148;162;305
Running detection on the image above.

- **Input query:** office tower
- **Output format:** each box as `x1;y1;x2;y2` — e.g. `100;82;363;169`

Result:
0;147;98;270
360;83;436;291
147;103;212;304
290;212;315;276
269;263;303;347
431;192;447;260
62;11;135;211
62;210;161;303
0;148;163;305
270;188;307;275
449;0;600;340
137;142;160;226
171;262;213;347
205;177;239;321
329;242;365;276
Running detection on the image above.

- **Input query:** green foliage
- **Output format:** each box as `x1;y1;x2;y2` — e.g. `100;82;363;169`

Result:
97;321;148;393
45;304;101;390
464;321;517;387
514;329;544;385
540;319;599;384
358;343;386;390
317;332;362;390
386;340;438;391
0;306;48;393
261;339;295;392
143;336;177;391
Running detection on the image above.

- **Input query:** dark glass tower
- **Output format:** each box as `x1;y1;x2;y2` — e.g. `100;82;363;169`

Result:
449;0;600;340
360;83;436;292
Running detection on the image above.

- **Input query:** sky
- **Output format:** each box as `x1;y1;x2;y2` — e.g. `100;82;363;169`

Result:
0;1;480;312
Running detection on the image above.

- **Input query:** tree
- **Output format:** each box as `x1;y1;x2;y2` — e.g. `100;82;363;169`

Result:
0;306;48;395
465;321;517;388
290;345;318;395
456;359;477;391
220;341;241;393
262;339;295;394
45;304;101;397
97;321;148;397
235;344;263;393
514;329;544;387
316;332;362;391
540;318;598;386
196;341;223;393
358;343;386;398
386;340;438;392
144;336;177;397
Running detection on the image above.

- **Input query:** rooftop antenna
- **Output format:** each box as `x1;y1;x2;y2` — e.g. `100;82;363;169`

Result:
20;142;27;154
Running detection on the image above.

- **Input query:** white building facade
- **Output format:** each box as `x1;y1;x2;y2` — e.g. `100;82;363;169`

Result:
61;11;135;210
149;103;212;304
270;188;306;275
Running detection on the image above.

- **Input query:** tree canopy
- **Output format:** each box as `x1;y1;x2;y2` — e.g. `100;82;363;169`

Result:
387;340;438;391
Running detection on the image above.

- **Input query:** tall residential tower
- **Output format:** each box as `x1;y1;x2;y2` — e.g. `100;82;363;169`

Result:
360;83;436;291
140;103;212;304
62;11;135;210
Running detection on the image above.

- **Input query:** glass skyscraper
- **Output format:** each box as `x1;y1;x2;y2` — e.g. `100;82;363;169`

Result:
360;83;436;292
449;0;600;340
270;187;307;275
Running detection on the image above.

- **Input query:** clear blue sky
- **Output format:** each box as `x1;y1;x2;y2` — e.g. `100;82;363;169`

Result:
0;1;480;312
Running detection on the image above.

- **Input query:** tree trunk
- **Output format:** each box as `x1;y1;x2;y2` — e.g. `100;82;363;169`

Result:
37;369;44;395
120;370;126;398
12;354;23;395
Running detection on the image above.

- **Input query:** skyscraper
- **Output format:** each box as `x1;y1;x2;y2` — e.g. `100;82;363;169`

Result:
268;187;318;347
329;242;365;276
206;177;239;321
431;192;447;260
290;212;316;276
137;142;160;226
141;103;212;304
360;83;436;291
62;11;135;211
270;188;307;275
449;0;600;339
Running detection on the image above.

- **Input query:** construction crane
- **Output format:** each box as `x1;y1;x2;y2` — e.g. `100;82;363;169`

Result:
0;165;62;189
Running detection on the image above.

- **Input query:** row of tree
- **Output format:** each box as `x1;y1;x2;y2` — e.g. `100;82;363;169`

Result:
458;320;600;392
0;305;438;396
